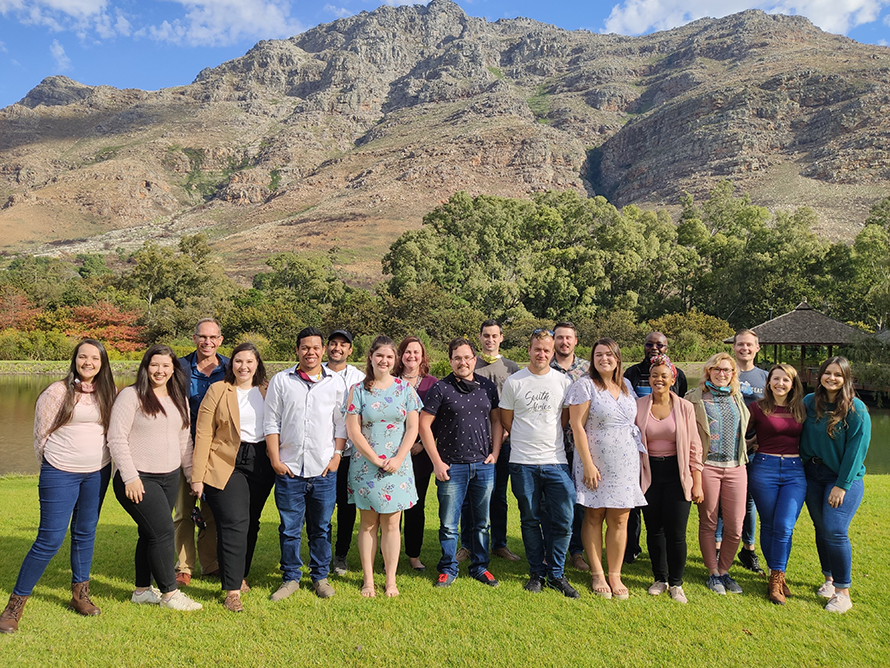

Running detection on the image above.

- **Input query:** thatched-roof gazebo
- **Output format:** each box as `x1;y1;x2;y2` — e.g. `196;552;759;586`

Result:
724;300;867;371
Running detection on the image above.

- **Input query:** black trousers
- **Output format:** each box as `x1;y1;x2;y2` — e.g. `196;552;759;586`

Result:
403;448;434;559
203;441;275;591
641;457;691;587
334;454;357;558
114;469;180;594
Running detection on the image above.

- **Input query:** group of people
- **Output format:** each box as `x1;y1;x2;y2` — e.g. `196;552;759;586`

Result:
0;319;872;632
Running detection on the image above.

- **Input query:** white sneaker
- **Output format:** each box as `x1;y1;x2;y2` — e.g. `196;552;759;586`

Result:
824;593;852;614
160;589;203;611
647;581;669;596
131;587;162;604
816;580;835;599
669;586;688;604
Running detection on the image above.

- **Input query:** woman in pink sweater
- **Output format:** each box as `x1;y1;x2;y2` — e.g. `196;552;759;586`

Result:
109;344;201;611
0;340;116;634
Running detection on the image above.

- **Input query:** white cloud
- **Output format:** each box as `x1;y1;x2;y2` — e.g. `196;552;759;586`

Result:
50;38;72;70
1;0;130;39
0;40;6;52
324;3;353;17
604;0;890;37
142;0;303;46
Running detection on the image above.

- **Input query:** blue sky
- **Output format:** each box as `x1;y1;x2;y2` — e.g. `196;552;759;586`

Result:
2;0;889;109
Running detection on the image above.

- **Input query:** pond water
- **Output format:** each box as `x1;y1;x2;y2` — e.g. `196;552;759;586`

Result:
1;374;887;476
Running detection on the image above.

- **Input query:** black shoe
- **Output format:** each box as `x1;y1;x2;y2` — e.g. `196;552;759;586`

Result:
547;576;581;599
473;570;500;587
738;548;764;574
623;548;642;565
524;575;545;593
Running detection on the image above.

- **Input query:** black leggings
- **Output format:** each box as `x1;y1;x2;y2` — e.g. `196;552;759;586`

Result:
334;454;356;558
203;442;275;591
641;457;691;587
403;448;434;559
114;469;180;594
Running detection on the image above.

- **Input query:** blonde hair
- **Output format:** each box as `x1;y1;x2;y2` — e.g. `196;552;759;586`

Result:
699;352;740;396
759;364;805;423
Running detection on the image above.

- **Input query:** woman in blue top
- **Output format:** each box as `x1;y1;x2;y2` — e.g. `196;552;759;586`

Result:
345;335;421;598
800;356;870;614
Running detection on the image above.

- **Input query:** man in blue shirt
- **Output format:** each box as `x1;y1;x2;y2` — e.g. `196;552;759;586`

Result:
174;317;229;586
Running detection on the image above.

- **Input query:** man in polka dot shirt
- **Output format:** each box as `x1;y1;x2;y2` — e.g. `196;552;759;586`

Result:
420;338;504;588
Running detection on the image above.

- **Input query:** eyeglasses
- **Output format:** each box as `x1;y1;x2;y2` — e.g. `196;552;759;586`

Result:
451;356;475;364
532;328;554;337
196;335;220;342
712;367;734;376
644;342;667;349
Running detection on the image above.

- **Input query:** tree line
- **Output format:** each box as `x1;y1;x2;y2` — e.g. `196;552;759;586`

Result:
1;182;888;364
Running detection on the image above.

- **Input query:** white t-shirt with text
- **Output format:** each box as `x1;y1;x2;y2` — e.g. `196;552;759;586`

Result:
500;368;571;465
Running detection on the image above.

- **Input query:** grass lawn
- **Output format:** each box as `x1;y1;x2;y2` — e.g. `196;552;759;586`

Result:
0;474;887;667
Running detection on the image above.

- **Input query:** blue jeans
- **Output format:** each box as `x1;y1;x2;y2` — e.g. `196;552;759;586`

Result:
437;462;495;577
274;472;337;583
748;454;807;572
715;463;757;546
804;460;864;589
461;441;510;551
13;461;110;596
510;463;574;579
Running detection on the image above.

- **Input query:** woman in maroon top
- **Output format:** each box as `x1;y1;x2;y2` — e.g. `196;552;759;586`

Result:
395;336;438;571
747;363;806;605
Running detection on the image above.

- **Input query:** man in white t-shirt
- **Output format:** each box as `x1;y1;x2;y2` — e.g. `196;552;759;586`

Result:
500;329;578;598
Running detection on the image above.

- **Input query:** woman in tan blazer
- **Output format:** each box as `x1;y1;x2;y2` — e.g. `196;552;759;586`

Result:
191;342;272;612
635;354;703;604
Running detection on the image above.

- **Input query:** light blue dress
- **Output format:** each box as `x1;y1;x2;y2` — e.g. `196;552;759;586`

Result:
345;378;421;513
566;376;647;509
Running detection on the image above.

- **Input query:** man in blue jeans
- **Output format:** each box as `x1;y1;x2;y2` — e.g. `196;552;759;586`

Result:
264;327;348;600
420;337;503;588
501;329;579;598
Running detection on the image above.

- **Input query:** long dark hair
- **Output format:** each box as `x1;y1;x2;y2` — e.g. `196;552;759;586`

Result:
44;338;117;435
588;337;628;395
134;344;189;429
363;335;397;391
814;356;857;438
393;336;430;378
224;342;266;387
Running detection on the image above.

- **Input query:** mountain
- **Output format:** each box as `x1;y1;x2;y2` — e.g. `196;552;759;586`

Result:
2;0;889;281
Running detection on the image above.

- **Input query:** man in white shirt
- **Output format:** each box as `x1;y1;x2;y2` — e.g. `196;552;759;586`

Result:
265;327;348;600
500;329;578;598
322;329;366;576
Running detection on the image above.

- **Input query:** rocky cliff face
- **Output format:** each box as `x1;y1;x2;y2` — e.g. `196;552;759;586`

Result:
1;0;888;275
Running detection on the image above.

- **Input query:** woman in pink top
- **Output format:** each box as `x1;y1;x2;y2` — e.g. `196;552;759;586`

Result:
635;354;703;604
0;340;116;634
108;344;201;612
747;364;806;605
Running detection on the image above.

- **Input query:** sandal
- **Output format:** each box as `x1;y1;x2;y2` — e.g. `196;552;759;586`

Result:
590;573;612;599
360;583;376;598
608;575;629;600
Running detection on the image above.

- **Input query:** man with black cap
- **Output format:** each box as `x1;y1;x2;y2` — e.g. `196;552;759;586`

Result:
323;329;365;576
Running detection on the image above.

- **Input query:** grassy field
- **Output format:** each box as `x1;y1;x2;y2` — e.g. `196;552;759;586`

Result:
0;474;887;667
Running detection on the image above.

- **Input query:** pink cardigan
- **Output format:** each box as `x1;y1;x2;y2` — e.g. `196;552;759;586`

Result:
635;393;703;502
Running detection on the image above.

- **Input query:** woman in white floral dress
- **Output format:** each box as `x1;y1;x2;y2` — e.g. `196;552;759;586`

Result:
567;338;649;600
344;335;420;598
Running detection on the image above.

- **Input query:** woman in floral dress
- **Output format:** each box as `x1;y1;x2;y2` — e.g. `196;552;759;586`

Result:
567;338;648;600
345;335;421;597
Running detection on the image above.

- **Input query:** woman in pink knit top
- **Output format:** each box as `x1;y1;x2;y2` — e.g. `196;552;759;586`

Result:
1;339;117;634
109;344;202;611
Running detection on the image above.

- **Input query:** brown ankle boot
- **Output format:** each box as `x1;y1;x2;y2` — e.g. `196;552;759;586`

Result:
0;594;28;633
768;570;786;605
69;581;101;616
781;573;791;598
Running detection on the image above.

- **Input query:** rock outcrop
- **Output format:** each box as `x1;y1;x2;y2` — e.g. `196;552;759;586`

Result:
1;1;889;273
